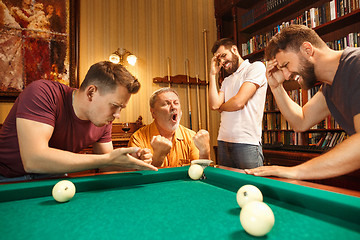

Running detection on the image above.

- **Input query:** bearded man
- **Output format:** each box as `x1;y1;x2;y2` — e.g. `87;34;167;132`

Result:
209;38;268;169
245;25;360;181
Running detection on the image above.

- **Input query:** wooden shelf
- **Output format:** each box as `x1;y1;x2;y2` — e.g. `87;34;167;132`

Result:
242;49;264;61
153;75;207;86
314;8;360;36
239;0;319;33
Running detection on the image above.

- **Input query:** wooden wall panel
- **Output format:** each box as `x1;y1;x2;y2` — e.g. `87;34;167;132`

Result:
79;0;220;157
0;0;220;159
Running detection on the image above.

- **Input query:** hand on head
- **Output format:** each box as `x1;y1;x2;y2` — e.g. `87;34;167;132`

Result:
210;53;222;76
266;59;286;89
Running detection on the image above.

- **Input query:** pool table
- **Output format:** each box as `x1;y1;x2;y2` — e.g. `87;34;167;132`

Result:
1;166;359;239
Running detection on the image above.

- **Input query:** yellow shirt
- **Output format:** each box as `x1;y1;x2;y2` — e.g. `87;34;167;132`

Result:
128;122;199;167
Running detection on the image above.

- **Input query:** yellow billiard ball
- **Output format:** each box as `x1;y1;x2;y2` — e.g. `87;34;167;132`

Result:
52;180;76;203
188;164;204;180
240;201;275;237
236;184;263;208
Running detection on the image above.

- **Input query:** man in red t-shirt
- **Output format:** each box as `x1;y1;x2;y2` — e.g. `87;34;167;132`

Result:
0;61;157;182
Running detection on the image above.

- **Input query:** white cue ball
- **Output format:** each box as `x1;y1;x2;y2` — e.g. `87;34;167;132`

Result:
188;164;204;180
52;180;76;203
240;201;275;237
236;184;263;208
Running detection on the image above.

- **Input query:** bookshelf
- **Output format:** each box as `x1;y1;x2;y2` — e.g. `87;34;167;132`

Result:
214;0;360;190
214;0;359;149
263;83;347;149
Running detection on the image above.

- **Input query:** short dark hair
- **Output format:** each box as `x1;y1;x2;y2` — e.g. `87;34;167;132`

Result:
211;38;236;54
80;61;140;94
149;88;179;108
265;24;327;61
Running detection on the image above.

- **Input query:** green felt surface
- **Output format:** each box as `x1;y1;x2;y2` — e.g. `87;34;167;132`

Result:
0;167;359;240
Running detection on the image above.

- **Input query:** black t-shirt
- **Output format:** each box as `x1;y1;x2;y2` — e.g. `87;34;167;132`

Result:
322;47;360;136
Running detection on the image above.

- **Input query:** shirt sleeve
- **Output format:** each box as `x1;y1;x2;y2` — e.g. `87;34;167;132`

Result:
244;62;267;87
16;80;58;127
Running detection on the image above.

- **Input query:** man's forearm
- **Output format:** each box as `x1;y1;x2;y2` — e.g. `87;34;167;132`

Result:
208;74;222;109
151;151;167;167
219;97;244;112
21;147;110;174
294;134;360;180
199;147;211;159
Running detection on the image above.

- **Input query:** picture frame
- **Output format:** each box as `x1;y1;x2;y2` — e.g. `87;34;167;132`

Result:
0;0;79;102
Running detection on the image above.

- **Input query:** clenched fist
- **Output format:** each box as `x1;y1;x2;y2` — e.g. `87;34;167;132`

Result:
193;129;211;159
150;135;173;167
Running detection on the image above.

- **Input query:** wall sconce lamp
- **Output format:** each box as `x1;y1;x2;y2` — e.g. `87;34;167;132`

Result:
109;48;137;66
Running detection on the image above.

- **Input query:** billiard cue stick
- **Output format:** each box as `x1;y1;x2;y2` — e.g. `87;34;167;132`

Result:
196;74;202;130
167;57;171;88
185;59;192;130
203;29;210;130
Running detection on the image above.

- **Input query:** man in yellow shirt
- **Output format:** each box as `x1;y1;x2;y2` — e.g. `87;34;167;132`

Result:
128;88;210;167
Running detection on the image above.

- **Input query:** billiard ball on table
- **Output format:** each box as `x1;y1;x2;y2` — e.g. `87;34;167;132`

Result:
236;184;263;208
188;164;204;180
240;201;275;237
52;180;76;203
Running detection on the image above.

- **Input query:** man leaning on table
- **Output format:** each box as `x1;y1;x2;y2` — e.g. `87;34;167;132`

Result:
245;25;360;180
0;61;157;183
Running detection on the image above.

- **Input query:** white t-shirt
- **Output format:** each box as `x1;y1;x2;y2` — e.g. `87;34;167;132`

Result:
218;60;267;145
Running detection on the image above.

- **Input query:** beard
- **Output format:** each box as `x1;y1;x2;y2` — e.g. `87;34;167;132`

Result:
224;52;239;76
297;56;318;90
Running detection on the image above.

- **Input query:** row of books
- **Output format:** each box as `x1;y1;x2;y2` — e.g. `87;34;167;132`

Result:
308;132;323;145
264;89;302;131
326;32;360;50
302;0;360;29
263;129;347;148
264;89;302;112
240;0;360;57
244;30;359;58
264;93;276;111
264;111;341;131
264;84;341;130
307;85;321;102
263;112;289;130
306;85;341;130
314;131;347;148
241;0;295;28
262;131;303;145
314;115;341;130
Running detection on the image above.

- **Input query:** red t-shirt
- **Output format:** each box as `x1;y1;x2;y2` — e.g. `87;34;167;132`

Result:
0;80;112;177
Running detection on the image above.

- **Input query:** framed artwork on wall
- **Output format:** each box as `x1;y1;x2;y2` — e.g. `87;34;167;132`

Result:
0;0;79;102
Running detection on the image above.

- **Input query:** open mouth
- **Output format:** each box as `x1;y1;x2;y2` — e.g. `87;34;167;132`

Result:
171;113;178;123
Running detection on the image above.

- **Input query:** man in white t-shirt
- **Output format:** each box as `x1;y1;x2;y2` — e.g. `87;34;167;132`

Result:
209;38;267;169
